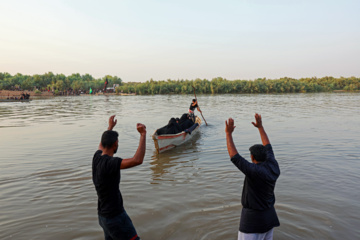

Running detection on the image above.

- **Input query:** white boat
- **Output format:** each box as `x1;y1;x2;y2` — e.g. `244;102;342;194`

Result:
152;116;202;154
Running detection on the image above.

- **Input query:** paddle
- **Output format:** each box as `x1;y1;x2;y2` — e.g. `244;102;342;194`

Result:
192;86;208;126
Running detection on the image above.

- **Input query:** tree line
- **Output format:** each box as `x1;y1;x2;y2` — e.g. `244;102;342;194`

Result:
0;72;122;93
116;76;360;94
1;73;359;94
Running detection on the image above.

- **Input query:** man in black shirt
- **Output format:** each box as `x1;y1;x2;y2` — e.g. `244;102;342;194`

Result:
225;114;280;240
92;115;146;240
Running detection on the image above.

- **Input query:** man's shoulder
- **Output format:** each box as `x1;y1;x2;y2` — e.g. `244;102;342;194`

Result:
264;144;272;150
93;150;122;161
93;150;103;158
264;144;275;156
93;152;123;171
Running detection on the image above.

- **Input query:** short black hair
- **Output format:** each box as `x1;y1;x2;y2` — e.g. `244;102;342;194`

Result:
192;99;196;102
249;144;266;162
101;130;119;148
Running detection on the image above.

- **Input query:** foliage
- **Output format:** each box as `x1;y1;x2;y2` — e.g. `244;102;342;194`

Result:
116;76;360;95
0;72;122;92
1;73;359;94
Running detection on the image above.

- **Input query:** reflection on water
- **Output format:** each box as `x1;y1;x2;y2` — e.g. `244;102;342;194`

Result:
0;93;360;240
150;133;201;184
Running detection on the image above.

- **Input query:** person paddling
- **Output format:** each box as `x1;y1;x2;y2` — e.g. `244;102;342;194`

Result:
92;115;146;240
189;99;202;122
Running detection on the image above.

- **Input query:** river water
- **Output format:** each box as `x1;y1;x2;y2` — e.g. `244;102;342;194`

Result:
0;93;359;240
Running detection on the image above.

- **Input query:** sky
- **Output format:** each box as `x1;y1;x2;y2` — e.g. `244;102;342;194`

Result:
0;0;359;82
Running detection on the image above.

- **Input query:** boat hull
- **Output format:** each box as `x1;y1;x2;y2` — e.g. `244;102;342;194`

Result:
152;117;202;153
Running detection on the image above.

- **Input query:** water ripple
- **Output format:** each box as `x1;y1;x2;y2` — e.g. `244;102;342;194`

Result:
1;93;360;239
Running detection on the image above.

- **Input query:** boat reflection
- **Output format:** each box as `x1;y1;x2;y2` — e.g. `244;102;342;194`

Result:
149;133;201;184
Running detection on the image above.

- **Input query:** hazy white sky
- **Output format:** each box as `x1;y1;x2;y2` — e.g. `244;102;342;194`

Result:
1;0;359;82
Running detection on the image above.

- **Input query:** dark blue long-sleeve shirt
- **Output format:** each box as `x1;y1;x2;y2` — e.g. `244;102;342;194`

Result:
231;144;280;233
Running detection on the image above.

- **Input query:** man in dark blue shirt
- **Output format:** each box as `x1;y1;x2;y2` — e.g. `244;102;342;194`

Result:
92;115;146;240
225;113;280;240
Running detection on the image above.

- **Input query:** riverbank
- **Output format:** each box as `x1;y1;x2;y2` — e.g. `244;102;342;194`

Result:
95;92;136;96
0;90;54;99
0;90;137;99
1;89;357;99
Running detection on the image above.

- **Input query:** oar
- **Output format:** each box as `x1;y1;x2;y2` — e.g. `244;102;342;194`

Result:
192;86;208;126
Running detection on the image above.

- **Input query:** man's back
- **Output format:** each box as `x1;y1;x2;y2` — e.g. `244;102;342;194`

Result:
93;116;145;240
231;144;280;233
92;150;124;218
232;144;280;210
225;114;281;239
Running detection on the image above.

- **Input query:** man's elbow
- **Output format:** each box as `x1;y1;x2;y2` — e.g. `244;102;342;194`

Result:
134;157;144;166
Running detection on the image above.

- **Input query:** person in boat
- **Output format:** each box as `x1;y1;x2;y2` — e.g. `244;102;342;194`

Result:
92;115;146;240
179;113;189;124
168;118;182;134
225;114;280;240
179;113;194;131
177;113;199;134
156;117;182;135
189;99;202;122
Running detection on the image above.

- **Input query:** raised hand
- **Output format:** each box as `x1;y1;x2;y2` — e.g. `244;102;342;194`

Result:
136;123;147;136
252;113;263;129
108;115;117;130
225;118;236;134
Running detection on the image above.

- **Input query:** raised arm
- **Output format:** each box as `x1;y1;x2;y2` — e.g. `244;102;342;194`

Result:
252;113;270;146
120;123;147;169
225;118;238;158
196;101;202;113
98;115;117;150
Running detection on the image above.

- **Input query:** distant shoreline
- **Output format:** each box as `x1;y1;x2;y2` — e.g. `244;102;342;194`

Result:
0;90;54;99
0;90;137;99
1;89;358;99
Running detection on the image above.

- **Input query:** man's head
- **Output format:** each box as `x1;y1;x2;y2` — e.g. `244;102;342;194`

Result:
101;130;119;153
249;144;266;163
192;99;197;103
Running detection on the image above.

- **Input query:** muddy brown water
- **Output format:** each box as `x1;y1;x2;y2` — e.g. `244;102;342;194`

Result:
1;93;359;239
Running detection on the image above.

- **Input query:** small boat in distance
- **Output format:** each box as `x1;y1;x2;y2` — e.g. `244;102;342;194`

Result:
0;99;31;103
152;116;202;154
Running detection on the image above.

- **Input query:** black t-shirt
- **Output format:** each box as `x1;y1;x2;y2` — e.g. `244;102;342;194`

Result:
231;144;280;233
92;150;124;218
189;102;198;111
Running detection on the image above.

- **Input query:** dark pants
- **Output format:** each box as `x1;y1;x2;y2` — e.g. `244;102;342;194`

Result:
98;211;140;240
